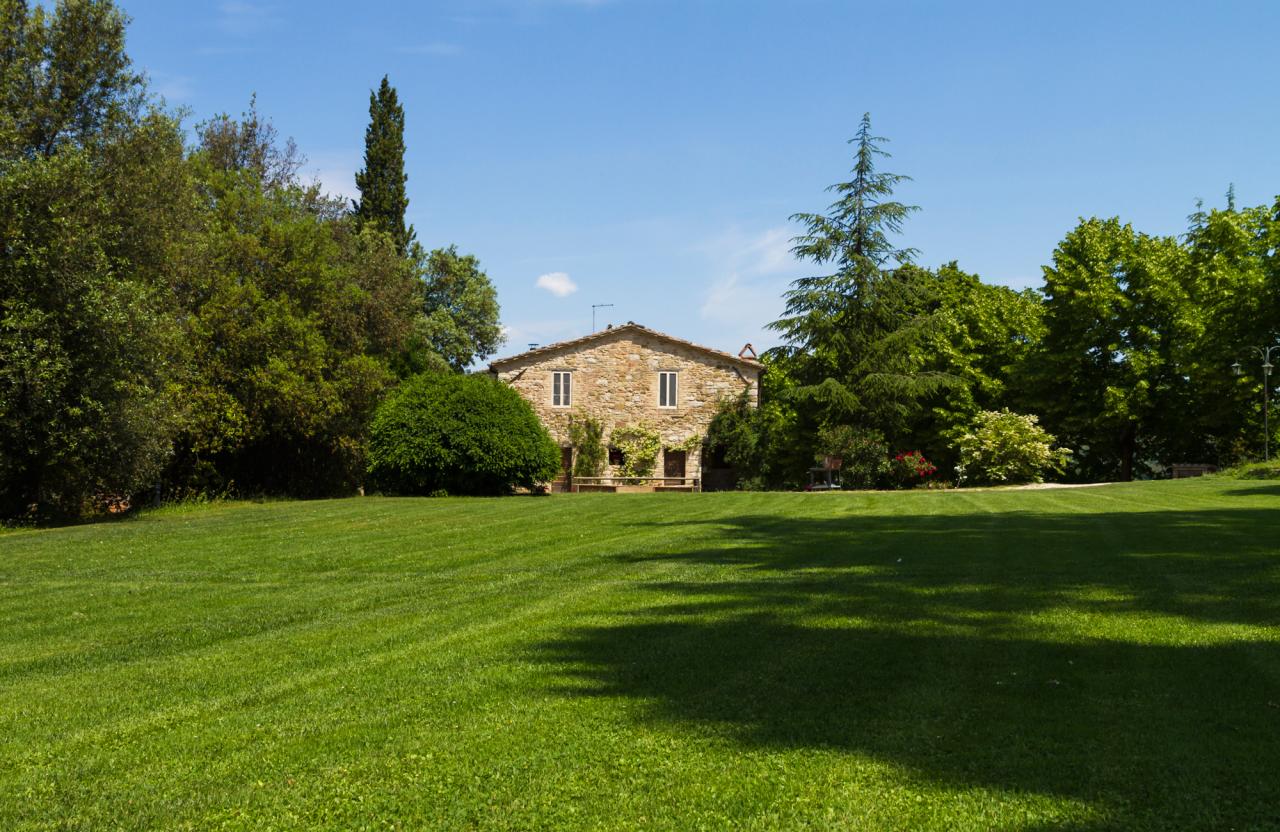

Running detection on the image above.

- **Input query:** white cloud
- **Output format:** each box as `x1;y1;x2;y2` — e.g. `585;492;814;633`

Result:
149;71;194;102
697;226;803;347
700;273;785;325
396;42;463;56
305;151;362;203
696;226;795;278
535;271;578;298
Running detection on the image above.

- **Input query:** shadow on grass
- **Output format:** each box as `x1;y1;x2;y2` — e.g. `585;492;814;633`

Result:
539;505;1280;829
1220;482;1280;497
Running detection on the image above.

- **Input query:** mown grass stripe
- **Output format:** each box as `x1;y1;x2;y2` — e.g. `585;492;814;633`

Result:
1;480;1277;830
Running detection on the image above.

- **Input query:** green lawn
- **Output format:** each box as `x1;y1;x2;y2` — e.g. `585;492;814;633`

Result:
2;480;1279;831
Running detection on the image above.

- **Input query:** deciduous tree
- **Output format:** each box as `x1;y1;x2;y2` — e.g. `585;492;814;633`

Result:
0;0;187;518
0;0;143;160
1029;218;1194;480
169;112;420;497
399;246;503;374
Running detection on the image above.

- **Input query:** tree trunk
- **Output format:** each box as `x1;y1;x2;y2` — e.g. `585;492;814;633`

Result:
1119;424;1136;482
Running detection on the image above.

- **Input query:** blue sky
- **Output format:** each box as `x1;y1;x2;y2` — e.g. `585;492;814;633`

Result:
121;0;1280;357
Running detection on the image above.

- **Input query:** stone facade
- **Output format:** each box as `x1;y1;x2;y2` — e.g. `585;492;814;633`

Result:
488;323;761;482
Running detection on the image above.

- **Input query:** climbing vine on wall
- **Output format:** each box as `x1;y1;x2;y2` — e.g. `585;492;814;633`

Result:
567;412;606;477
610;423;662;479
671;435;703;453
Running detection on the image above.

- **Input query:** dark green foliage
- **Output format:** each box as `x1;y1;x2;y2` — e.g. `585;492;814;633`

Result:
705;392;768;475
900;262;1046;473
0;148;181;518
354;76;414;256
194;95;302;191
1178;199;1280;464
817;424;890;488
0;4;511;516
164;107;419;498
0;0;143;160
760;116;1039;486
704;384;804;490
0;0;184;518
399;246;503;374
367;373;560;495
567;413;606;477
763;128;1277;486
1029;219;1195;480
769;113;955;438
1022;197;1280;481
705;356;824;490
1;0;505;516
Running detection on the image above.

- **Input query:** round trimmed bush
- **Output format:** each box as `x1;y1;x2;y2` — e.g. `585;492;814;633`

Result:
367;373;561;495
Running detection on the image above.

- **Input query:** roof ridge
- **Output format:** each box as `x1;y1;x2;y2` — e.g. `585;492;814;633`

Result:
488;322;763;369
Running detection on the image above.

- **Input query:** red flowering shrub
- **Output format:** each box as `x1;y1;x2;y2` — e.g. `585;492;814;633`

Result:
889;450;936;488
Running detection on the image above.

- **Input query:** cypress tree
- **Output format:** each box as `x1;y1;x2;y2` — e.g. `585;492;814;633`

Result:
354;75;414;255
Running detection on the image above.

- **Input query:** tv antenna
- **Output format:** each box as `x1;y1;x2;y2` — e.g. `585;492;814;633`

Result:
592;303;614;333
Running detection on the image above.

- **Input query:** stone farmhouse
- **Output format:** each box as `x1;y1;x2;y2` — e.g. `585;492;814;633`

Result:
488;323;762;490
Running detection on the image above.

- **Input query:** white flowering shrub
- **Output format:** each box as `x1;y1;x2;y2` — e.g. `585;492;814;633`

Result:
953;409;1071;485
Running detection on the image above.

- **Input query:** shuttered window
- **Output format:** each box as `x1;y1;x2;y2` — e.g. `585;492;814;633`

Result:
552;371;572;407
659;372;677;408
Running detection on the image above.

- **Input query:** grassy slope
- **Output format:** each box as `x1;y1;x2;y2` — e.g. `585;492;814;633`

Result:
1;480;1278;831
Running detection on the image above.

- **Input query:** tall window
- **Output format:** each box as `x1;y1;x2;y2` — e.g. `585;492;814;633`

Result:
659;371;677;408
552;371;572;407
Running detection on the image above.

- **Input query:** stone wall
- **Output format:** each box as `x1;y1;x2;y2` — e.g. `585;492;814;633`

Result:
490;329;760;480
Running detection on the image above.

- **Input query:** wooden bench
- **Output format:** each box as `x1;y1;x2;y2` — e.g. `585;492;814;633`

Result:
1171;463;1216;479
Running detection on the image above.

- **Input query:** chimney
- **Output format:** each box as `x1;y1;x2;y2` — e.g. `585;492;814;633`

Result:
738;343;757;360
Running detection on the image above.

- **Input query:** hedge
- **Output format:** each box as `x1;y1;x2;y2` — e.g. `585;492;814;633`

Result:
368;373;560;496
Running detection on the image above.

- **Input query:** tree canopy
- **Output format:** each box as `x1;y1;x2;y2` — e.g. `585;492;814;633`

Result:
4;0;1279;512
724;118;1280;488
0;0;142;160
0;0;180;517
0;1;512;518
769;113;955;437
408;246;504;373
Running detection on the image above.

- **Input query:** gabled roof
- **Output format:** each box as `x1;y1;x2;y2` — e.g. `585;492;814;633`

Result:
488;322;764;371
